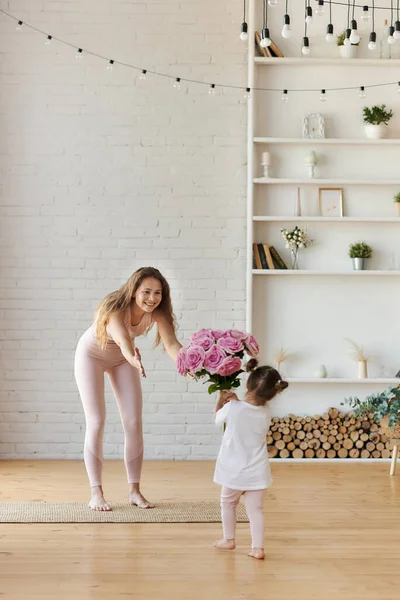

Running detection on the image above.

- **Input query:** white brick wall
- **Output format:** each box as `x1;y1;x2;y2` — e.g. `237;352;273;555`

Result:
0;1;247;459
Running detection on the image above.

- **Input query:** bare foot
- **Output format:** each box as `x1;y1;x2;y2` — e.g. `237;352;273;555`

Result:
129;491;154;509
248;548;265;560
214;538;236;550
88;486;112;511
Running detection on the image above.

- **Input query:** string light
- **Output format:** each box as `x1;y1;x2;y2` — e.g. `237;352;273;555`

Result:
359;86;366;98
281;89;288;102
240;0;248;41
326;1;334;42
281;0;292;39
16;20;22;30
350;0;360;44
268;0;278;6
397;81;400;93
315;0;325;16
305;2;313;25
76;48;83;59
388;0;395;44
320;89;327;102
302;2;311;54
209;84;216;96
173;77;181;90
138;69;147;81
344;1;351;45
106;59;114;71
45;35;52;45
368;0;377;50
362;5;370;21
244;87;251;100
260;0;272;47
395;0;400;39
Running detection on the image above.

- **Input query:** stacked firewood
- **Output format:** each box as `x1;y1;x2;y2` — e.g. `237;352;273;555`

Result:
267;408;392;458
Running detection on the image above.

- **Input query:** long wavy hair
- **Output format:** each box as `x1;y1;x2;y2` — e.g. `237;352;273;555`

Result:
94;267;176;349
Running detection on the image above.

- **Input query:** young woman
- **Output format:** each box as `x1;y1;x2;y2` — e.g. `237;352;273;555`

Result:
213;359;288;559
74;267;182;511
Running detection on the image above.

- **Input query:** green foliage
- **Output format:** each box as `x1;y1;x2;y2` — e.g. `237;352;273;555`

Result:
348;241;372;259
336;30;359;46
363;105;393;126
342;386;400;427
195;371;243;395
393;192;400;203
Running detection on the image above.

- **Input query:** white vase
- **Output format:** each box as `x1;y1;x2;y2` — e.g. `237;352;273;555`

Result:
339;45;358;59
358;360;368;379
364;124;387;139
315;365;327;378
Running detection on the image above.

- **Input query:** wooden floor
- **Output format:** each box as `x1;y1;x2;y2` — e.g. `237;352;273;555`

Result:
0;460;399;600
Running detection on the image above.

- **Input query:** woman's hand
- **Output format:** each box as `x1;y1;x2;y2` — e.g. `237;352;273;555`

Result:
130;347;146;378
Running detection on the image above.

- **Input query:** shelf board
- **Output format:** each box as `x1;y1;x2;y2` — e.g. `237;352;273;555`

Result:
253;216;400;222
286;378;399;384
252;269;400;276
254;57;400;67
254;137;400;145
253;178;400;186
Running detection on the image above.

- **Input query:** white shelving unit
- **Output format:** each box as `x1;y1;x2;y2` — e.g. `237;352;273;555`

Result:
246;0;400;402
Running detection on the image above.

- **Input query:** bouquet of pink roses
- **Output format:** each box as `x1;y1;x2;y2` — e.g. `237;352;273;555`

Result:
176;329;259;394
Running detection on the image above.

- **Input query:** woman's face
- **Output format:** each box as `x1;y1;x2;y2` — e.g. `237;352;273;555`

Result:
134;277;162;313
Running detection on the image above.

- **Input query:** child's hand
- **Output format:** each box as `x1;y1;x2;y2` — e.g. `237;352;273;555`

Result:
220;390;239;404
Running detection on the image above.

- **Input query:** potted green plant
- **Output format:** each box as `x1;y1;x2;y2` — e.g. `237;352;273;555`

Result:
337;29;359;58
394;192;400;217
363;104;393;139
342;386;400;439
348;241;372;271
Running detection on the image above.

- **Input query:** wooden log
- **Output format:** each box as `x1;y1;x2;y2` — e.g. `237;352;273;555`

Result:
350;431;359;442
292;449;304;458
333;442;341;451
369;433;380;444
268;446;278;458
336;433;344;441
327;449;337;458
305;449;315;458
299;441;308;451
308;439;321;450
329;408;339;419
338;448;348;458
366;442;376;452
294;422;302;431
320;434;328;443
361;449;370;458
267;435;273;445
322;413;330;421
304;423;313;432
272;431;282;441
275;440;286;450
306;432;313;440
287;442;296;452
372;450;381;458
297;430;306;440
376;442;384;452
360;433;369;442
343;438;354;450
283;435;293;443
382;449;391;458
328;435;336;445
370;423;379;432
349;448;360;458
282;427;290;435
294;438;301;447
316;448;326;458
355;439;364;449
313;429;322;438
339;426;347;434
322;442;331;451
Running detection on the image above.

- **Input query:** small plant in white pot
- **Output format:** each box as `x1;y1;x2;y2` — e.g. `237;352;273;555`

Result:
349;241;372;271
394;192;400;216
337;29;359;58
363;104;393;139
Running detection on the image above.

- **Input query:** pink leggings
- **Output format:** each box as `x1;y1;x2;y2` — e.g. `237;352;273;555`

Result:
221;487;266;548
74;329;143;487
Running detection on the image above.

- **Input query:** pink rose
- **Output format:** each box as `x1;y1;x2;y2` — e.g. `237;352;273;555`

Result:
176;347;188;376
211;330;227;340
191;332;214;351
217;356;242;376
203;344;227;374
189;328;212;345
217;336;244;355
227;329;248;341
244;335;259;358
185;345;205;373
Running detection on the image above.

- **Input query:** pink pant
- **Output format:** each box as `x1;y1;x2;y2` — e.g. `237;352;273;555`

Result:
74;328;143;487
221;487;265;548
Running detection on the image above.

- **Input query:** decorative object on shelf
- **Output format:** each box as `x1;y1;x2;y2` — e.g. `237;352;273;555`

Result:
302;113;325;139
393;192;400;216
315;365;328;378
337;28;359;58
344;338;368;379
261;151;272;177
343;386;400;440
318;187;343;217
304;150;318;178
348;241;372;271
281;225;314;270
363;104;394;139
273;347;290;374
295;187;301;216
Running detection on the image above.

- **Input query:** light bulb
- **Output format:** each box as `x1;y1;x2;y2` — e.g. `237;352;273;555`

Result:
16;20;23;31
76;48;83;59
45;35;52;45
315;1;325;16
344;37;351;46
209;84;216;96
138;69;147;81
173;78;181;90
359;86;366;98
106;60;114;71
397;82;400;93
326;24;334;42
281;15;291;39
320;89;327;102
281;90;288;102
394;21;400;39
244;87;251;100
260;27;271;47
268;0;278;6
240;22;249;42
302;36;310;56
361;5;370;22
388;26;395;44
368;41;377;50
350;31;360;44
305;15;313;25
368;31;377;51
305;6;313;25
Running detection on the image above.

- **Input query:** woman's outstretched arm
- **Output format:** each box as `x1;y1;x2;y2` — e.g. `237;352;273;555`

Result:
154;311;182;361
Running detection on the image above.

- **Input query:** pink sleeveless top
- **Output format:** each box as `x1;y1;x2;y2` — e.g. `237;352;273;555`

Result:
92;308;153;341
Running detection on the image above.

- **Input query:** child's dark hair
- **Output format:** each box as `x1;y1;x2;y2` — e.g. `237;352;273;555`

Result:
245;359;288;405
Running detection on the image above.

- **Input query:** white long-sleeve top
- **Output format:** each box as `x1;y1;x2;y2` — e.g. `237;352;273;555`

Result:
213;399;272;491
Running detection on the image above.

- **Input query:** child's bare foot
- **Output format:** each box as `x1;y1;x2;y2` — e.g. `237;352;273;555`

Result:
129;491;154;509
214;538;236;550
248;547;265;560
88;486;112;511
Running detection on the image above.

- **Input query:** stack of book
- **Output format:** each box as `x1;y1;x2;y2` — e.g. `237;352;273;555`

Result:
252;243;288;270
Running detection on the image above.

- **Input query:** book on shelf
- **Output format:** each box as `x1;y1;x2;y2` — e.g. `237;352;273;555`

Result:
253;243;263;269
269;246;288;269
263;244;275;270
253;243;288;270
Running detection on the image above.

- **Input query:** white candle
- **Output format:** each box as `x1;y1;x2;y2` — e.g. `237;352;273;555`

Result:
261;151;271;165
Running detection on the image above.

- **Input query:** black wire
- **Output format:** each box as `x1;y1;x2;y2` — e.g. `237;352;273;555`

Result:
330;0;332;22
243;0;246;22
391;0;394;25
372;0;375;31
286;0;289;14
305;0;307;36
397;0;399;20
352;0;356;20
347;0;350;27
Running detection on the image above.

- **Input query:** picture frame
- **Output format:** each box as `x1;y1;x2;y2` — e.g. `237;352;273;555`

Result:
302;113;325;139
318;188;344;217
